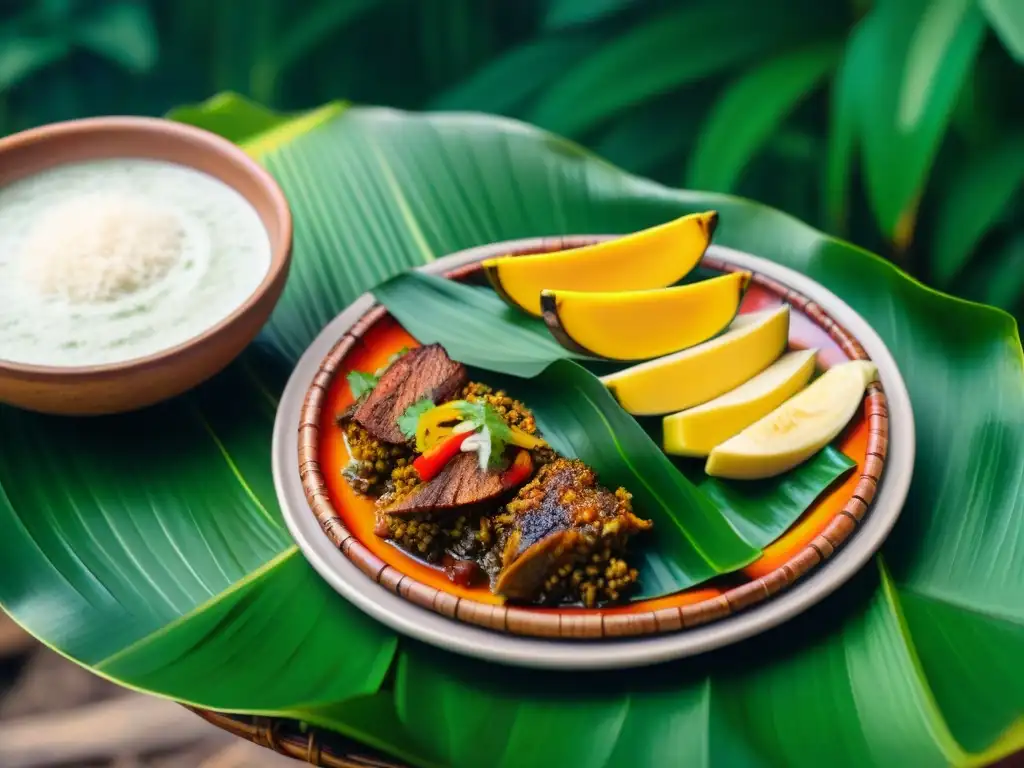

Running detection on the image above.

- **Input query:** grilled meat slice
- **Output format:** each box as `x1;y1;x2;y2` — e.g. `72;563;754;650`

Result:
492;458;652;606
383;452;509;517
352;343;467;444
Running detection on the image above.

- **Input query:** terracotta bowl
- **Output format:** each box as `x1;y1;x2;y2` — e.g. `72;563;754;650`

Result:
0;116;292;416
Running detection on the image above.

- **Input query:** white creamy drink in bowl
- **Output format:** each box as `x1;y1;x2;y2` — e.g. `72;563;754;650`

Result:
0;116;292;416
0;158;272;368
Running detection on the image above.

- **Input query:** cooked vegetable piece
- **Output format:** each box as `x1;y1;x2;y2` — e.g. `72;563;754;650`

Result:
482;210;718;316
492;458;652;606
352;343;467;444
541;271;748;361
412;431;473;482
500;450;533;488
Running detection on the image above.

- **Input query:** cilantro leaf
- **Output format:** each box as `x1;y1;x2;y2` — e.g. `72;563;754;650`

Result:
347;347;411;401
347;370;379;400
455;400;512;469
398;398;435;439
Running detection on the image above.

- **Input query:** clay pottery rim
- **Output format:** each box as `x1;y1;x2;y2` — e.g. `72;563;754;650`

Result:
292;238;895;643
0;116;292;381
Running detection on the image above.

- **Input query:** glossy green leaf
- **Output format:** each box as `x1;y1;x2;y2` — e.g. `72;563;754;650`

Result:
395;564;991;768
1;98;1021;768
981;0;1024;62
688;41;840;193
372;271;587;377
931;135;1024;285
75;0;158;73
543;0;638;30
594;98;696;178
528;0;826;137
690;446;855;546
824;15;872;233
430;35;600;115
983;234;1024;311
0;356;396;709
856;0;986;239
0;35;68;91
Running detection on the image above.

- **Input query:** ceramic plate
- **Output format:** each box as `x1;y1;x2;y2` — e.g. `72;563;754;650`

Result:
272;240;914;670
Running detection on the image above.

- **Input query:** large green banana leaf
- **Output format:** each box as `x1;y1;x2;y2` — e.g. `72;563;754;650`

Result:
0;93;1020;767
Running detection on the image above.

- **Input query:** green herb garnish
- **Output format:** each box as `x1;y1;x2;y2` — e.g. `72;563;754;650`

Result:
454;400;513;469
398;398;435;439
346;370;379;400
346;347;412;400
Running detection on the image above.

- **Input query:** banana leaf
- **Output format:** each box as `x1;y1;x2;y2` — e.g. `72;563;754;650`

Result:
373;271;588;376
0;93;1020;767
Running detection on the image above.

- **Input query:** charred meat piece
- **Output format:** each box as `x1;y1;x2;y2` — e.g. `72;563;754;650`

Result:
492;458;652;607
383;453;511;517
352;343;467;444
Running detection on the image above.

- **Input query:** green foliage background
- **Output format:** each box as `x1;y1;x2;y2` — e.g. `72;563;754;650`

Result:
1;0;1022;312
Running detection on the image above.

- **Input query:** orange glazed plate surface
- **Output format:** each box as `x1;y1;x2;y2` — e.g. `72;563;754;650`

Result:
273;239;915;669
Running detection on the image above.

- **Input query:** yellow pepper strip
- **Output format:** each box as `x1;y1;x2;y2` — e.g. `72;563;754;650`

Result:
414;400;546;453
415;402;465;452
507;425;544;450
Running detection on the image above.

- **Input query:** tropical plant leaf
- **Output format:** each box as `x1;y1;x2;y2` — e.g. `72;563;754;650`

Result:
373;271;588;376
167;92;345;158
854;0;987;241
982;233;1024;311
0;357;396;709
527;0;827;137
593;97;697;178
689;446;855;546
931;135;1024;285
543;0;639;30
74;0;158;73
824;14;872;233
688;41;840;193
394;564;983;768
0;33;68;92
429;35;600;115
981;0;1024;62
1;97;1021;768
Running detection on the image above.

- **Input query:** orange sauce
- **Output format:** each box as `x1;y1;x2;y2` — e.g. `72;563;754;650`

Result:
319;283;868;613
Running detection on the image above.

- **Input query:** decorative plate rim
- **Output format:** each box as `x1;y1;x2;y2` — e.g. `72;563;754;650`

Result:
273;240;915;670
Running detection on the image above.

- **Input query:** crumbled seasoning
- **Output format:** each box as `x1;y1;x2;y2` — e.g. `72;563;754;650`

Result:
388;463;421;503
462;381;538;435
380;513;483;563
340;420;410;495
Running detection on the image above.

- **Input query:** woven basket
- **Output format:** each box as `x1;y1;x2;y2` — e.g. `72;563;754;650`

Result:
186;707;1022;767
186;707;409;767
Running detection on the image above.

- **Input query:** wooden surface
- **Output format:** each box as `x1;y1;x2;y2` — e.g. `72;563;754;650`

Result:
297;238;890;639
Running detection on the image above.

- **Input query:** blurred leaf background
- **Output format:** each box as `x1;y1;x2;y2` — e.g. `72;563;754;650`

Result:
1;0;1022;317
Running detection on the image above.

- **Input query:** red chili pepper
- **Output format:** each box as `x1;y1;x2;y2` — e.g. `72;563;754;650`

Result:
501;450;533;488
412;430;472;482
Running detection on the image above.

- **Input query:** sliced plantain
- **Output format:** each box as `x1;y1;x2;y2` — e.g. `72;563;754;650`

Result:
541;271;749;361
600;305;789;416
483;210;718;316
705;360;877;480
663;348;818;457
